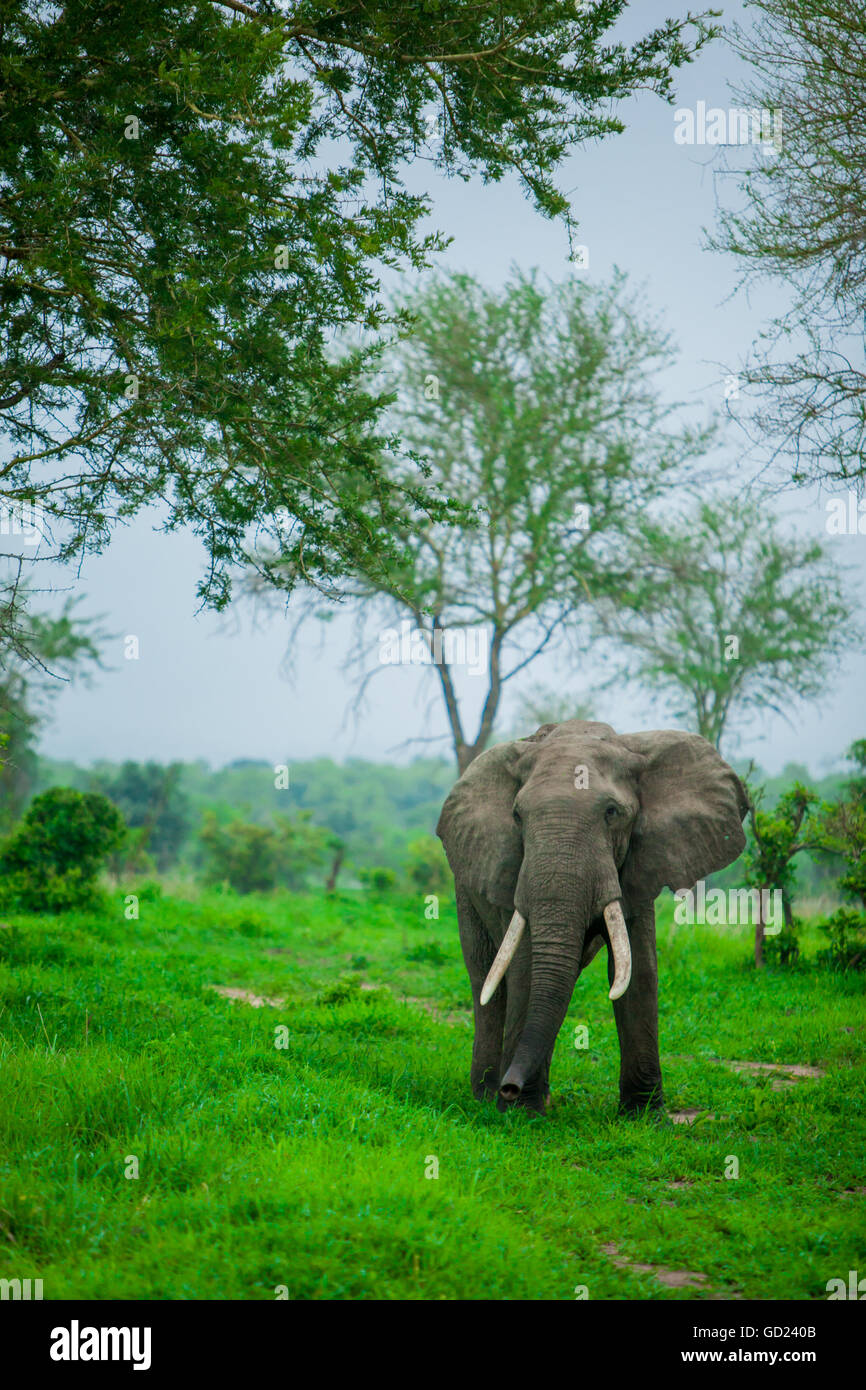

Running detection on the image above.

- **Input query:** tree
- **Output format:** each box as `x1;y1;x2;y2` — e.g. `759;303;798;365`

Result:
404;834;450;895
816;740;866;969
0;0;717;608
711;1;866;487
87;761;192;872
497;681;596;742
198;809;334;893
0;580;104;829
743;779;818;968
0;786;126;912
593;494;857;750
252;269;709;772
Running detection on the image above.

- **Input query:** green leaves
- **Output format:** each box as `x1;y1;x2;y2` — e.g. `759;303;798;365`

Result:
0;787;126;912
1;0;715;605
594;494;857;750
310;266;701;765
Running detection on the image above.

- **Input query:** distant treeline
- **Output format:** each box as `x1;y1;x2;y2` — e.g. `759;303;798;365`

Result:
33;755;455;877
31;752;849;896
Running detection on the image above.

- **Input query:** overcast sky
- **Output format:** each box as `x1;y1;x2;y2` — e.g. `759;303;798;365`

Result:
18;1;866;776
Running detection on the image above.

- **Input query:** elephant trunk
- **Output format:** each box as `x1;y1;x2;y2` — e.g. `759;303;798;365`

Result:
497;900;631;1102
499;935;582;1100
481;901;631;1010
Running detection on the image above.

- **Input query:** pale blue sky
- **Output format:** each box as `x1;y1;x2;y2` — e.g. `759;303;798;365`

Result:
20;1;866;775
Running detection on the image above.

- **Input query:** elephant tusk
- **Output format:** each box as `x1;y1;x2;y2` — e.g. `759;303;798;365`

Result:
604;900;632;1001
480;909;526;1006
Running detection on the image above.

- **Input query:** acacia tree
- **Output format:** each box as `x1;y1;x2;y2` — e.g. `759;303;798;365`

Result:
711;1;866;486
252;269;710;772
0;0;717;610
593;494;857;752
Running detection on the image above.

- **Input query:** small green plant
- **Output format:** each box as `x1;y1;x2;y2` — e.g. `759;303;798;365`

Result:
134;880;164;904
0;786;126;912
359;866;397;892
317;978;363;1006
405;940;449;966
233;912;267;938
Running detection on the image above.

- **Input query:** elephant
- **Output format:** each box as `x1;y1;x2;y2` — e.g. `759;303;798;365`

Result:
436;719;749;1117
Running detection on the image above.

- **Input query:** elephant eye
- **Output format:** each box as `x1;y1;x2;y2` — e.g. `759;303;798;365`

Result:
513;807;522;826
604;803;619;825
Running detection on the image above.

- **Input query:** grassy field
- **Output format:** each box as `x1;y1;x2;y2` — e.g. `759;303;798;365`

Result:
0;886;863;1300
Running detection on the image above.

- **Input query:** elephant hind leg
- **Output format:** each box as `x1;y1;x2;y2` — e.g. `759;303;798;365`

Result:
456;885;505;1099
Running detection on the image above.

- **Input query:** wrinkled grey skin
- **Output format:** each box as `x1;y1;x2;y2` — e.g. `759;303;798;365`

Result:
436;720;749;1117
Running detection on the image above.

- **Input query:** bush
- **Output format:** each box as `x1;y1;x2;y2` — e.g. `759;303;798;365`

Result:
405;940;449;965
198;810;333;894
404;834;451;894
359;866;397;892
762;916;802;967
816;906;866;971
814;740;866;970
742;780;818;968
199;815;281;894
315;978;385;1005
0;787;126;912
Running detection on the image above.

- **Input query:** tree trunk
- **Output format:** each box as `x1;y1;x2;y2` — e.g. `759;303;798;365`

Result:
457;743;476;775
325;846;345;893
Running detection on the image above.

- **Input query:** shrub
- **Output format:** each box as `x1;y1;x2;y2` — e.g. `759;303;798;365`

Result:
762;916;802;967
743;780;819;968
359;866;397;892
815;740;866;970
135;880;164;904
0;787;126;912
316;978;383;1006
198;810;333;894
816;907;866;971
404;834;451;894
199;815;281;894
405;941;449;965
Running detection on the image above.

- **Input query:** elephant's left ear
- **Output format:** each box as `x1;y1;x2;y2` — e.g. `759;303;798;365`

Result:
617;731;749;903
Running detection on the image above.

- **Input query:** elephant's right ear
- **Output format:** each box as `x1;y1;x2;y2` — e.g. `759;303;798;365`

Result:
436;742;526;909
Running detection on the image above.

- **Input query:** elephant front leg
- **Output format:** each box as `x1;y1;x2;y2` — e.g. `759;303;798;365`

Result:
456;886;505;1099
608;902;664;1115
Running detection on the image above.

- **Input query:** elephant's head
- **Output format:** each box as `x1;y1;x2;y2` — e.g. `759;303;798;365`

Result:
436;720;748;1103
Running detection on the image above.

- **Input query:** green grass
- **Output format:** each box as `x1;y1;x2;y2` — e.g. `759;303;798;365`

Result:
0;887;863;1300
